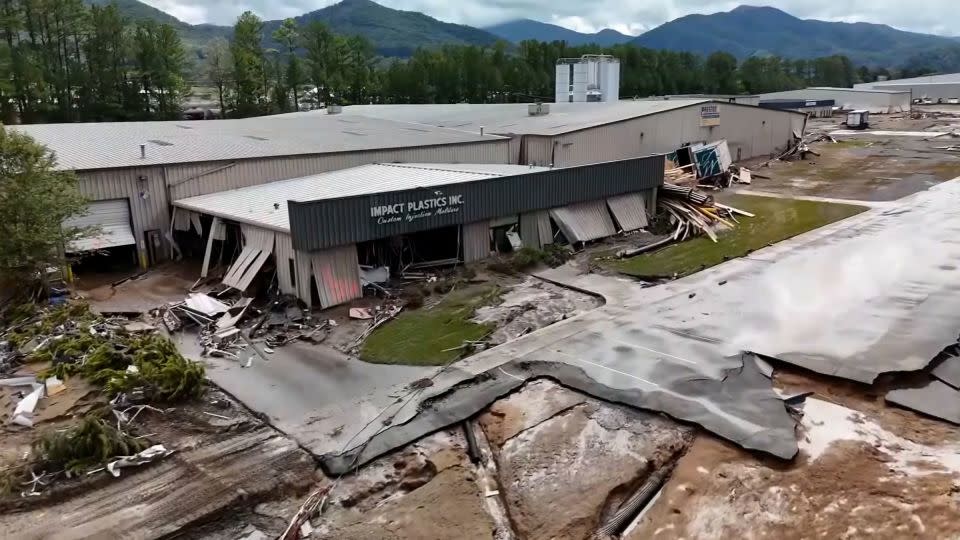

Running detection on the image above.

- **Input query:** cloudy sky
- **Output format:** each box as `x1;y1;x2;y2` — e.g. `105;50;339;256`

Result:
144;0;957;37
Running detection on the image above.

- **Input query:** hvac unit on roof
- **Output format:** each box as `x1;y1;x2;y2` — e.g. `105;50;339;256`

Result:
528;103;550;116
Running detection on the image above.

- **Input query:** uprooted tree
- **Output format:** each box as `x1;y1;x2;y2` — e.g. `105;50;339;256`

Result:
0;125;89;293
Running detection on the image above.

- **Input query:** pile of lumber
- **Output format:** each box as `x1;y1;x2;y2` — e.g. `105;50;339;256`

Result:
665;162;697;185
659;183;753;243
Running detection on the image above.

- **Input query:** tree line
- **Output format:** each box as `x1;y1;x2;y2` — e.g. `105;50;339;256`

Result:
0;0;187;123
0;3;888;124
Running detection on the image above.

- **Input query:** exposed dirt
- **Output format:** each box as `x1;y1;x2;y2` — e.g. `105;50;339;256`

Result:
76;264;199;314
311;430;499;539
480;380;693;540
741;136;960;202
627;388;960;540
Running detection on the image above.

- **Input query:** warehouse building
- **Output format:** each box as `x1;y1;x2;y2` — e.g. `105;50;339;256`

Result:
327;99;806;167
13;115;510;271
646;94;761;106
759;98;835;118
855;74;960;102
172;157;663;308
759;87;911;114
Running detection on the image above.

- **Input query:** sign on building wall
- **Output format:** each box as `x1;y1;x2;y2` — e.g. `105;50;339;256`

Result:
369;194;465;226
700;104;720;127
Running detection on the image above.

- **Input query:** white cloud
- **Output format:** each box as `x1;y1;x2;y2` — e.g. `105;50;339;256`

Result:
139;0;959;37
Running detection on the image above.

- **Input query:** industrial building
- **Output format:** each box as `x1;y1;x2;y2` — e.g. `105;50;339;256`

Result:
646;94;761;106
337;99;807;167
759;87;911;114
855;74;960;102
13;115;510;270
555;55;620;103
172;158;663;308
759;98;835;118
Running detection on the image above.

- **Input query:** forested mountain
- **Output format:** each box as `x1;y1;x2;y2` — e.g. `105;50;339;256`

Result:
485;19;632;46
264;0;501;56
632;5;959;67
85;0;502;57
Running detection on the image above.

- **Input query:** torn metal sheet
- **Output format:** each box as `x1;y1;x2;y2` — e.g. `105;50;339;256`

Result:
932;355;960;390
184;293;230;317
886;380;960;424
320;353;796;474
216;298;253;331
106;444;172;477
615;182;960;384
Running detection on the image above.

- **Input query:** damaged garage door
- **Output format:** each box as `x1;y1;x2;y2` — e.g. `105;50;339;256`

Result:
549;200;617;244
606;192;649;232
222;225;275;291
63;199;136;252
310;244;362;308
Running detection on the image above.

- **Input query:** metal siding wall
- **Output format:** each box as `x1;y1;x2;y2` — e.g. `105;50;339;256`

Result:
166;141;510;200
539;105;805;167
78;167;169;265
290;156;665;251
462;221;490;262
507;136;523;164
275;233;297;295
310;244;362;308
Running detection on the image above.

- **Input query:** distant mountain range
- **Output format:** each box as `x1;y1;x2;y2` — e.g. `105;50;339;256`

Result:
87;0;960;68
631;5;959;66
484;19;632;46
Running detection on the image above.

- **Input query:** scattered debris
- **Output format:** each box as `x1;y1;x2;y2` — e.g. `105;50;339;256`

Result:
106;444;172;477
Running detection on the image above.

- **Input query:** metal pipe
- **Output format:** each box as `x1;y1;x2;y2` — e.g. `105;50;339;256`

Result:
594;465;672;537
462;420;481;464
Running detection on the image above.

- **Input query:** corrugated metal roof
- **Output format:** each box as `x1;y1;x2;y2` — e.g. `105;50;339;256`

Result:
10;115;504;171
855;73;960;87
173;162;548;232
270;99;712;137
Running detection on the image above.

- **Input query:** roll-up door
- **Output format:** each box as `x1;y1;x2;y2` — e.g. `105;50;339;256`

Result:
606;192;649;232
64;199;136;252
549;200;617;244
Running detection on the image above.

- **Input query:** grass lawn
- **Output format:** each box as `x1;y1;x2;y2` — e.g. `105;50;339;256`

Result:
608;194;867;279
360;285;502;366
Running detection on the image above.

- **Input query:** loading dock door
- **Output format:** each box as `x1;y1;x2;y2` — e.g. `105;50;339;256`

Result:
607;192;649;232
549;200;617;244
64;199;136;252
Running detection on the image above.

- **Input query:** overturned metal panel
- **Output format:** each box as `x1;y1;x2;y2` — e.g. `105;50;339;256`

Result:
606;192;649;232
550;200;618;243
886;380;960;424
310;244;362;308
274;233;297;296
222;225;275;291
462;221;490;263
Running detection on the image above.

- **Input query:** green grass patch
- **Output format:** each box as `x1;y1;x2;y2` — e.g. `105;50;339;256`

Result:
608;194;866;279
360;285;502;366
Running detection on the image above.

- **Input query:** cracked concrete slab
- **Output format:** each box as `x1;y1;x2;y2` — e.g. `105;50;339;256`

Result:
320;355;796;473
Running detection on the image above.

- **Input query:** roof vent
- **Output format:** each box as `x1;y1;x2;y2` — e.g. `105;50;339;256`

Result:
327;104;343;114
528;103;550;116
148;139;173;146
